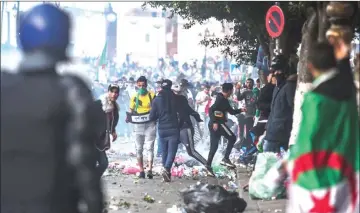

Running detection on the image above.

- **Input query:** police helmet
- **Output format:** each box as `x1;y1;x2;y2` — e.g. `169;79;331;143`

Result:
19;4;70;55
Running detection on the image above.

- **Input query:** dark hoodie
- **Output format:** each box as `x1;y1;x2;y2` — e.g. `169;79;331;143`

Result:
265;74;297;143
257;83;275;119
174;94;202;130
149;88;179;138
209;93;242;124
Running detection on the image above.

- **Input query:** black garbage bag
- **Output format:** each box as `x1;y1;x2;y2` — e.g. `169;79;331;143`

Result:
180;183;247;213
184;159;200;167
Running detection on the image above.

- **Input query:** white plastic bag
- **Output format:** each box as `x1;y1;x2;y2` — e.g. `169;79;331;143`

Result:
248;153;285;200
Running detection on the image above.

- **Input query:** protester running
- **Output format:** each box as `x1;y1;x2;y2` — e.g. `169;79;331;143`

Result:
172;83;216;176
126;76;156;179
95;84;120;179
149;79;180;182
207;83;246;170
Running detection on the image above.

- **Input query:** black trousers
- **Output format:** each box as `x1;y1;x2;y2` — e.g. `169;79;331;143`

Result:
243;116;254;148
207;122;236;166
180;128;207;167
95;149;109;179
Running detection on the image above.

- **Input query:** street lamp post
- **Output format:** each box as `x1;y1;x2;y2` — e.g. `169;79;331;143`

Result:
198;28;215;78
104;3;117;63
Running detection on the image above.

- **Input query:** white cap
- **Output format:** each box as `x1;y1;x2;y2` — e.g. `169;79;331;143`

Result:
171;83;181;92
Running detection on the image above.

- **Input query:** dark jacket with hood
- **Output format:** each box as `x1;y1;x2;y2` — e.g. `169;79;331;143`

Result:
1;52;103;213
94;94;119;151
209;93;242;124
265;74;297;143
175;94;202;131
149;88;180;138
257;83;275;119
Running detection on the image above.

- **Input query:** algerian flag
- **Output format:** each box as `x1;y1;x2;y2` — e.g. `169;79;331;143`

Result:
98;41;108;69
287;73;359;213
241;73;246;84
97;41;108;83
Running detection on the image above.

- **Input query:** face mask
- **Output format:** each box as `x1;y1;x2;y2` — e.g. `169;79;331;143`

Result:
275;73;286;85
138;88;147;95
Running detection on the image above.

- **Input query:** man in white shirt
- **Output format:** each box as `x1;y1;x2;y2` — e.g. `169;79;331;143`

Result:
195;84;211;138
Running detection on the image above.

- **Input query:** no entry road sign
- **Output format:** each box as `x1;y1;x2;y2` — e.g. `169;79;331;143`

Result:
265;5;285;38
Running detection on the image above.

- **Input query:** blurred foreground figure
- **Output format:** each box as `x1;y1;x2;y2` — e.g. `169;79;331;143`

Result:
286;39;359;212
1;4;103;213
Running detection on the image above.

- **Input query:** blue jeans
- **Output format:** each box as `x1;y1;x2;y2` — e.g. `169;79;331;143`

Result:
156;127;163;155
250;132;256;144
263;140;280;153
161;135;179;171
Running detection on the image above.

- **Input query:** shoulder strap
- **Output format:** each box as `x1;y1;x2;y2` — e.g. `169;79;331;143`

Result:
148;92;153;103
134;93;140;111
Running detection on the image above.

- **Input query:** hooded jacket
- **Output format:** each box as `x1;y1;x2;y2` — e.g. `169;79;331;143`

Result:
95;93;119;151
209;93;242;124
174;94;202;130
265;74;297;143
149;88;180;138
257;83;275;119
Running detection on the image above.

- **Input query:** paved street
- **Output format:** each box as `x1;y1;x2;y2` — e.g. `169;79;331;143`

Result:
103;138;286;213
103;169;286;213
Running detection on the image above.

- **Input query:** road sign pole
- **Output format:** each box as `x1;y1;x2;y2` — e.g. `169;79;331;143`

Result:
265;4;285;56
274;2;281;56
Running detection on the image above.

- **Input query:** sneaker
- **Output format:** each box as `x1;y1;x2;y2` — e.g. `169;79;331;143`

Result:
161;168;171;182
138;171;145;179
220;158;236;169
205;165;216;177
147;171;154;179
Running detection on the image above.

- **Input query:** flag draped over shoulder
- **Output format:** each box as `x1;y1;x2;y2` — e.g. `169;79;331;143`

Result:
287;72;360;213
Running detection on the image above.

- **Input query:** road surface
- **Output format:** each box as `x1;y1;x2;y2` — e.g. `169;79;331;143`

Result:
103;139;286;213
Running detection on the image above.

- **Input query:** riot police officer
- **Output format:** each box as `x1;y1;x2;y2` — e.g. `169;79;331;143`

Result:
1;4;103;213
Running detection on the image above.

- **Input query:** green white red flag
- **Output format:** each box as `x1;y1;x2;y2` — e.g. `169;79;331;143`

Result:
98;41;107;69
287;75;359;213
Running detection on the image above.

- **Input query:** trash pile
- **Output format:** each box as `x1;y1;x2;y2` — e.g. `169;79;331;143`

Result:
104;196;131;211
104;157;141;176
248;152;288;200
167;157;237;180
107;153;238;180
166;183;247;213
